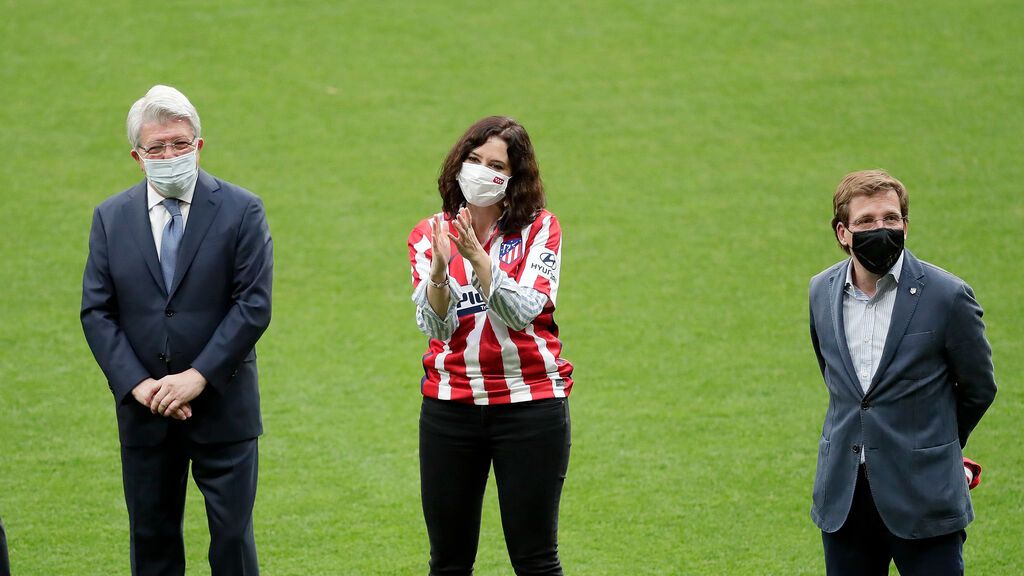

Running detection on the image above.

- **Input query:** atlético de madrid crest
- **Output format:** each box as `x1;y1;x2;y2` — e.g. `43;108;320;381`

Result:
499;238;524;265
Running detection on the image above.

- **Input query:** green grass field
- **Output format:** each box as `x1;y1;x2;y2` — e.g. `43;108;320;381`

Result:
1;1;1022;574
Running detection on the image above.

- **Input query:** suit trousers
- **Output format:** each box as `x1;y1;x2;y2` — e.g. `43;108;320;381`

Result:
0;516;10;576
120;428;259;576
822;466;965;576
419;396;571;576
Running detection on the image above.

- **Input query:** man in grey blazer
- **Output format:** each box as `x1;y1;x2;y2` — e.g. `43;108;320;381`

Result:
808;170;996;575
82;85;272;575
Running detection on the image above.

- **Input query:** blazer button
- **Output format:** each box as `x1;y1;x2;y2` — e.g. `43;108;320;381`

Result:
165;309;175;317
861;400;870;410
852;445;861;454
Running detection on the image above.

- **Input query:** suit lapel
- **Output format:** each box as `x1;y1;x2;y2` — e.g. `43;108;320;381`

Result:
169;170;221;298
123;181;167;293
828;260;863;398
867;251;925;396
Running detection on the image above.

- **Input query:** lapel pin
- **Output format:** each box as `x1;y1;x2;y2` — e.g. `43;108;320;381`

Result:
910;287;918;295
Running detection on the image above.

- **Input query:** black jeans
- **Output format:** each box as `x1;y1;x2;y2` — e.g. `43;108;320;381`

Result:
420;397;571;576
823;466;965;576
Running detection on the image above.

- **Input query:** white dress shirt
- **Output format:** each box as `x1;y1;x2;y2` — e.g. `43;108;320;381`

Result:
843;251;904;464
147;182;195;259
842;252;904;394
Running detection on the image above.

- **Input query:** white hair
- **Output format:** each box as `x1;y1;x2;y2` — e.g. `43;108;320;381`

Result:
126;85;202;148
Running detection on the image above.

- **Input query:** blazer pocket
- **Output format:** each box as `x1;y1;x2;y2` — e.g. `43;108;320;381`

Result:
895;331;938;379
900;331;935;346
202;229;235;246
912;439;966;519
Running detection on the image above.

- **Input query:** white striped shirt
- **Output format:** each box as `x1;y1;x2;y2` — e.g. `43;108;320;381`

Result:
413;262;548;339
843;252;904;464
843;252;904;394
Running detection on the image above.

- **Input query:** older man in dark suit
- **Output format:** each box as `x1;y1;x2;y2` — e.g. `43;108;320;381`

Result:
82;85;272;575
0;517;9;576
808;170;996;575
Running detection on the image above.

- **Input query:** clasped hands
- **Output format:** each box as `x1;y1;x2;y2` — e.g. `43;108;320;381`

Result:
131;367;208;420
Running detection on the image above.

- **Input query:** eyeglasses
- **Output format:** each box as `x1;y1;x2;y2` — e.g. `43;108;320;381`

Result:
137;138;196;158
848;214;907;232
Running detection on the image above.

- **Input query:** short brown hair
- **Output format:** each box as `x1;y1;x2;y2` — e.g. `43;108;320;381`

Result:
831;169;909;253
438;116;545;235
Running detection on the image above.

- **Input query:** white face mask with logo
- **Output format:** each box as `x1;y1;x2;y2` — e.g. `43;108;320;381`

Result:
142;150;199;198
457;162;511;207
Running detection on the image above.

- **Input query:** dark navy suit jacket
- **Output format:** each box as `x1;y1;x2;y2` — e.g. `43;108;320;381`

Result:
809;249;996;539
82;170;272;447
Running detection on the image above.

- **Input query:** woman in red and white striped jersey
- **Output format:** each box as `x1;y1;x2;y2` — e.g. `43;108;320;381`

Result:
408;116;574;576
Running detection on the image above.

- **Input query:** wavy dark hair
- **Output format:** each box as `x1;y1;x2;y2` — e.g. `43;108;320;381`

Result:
438;116;546;234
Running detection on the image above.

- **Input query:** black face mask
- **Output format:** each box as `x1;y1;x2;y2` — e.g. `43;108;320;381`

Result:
850;227;904;275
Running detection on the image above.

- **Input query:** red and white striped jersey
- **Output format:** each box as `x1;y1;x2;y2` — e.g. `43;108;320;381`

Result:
408;209;574;405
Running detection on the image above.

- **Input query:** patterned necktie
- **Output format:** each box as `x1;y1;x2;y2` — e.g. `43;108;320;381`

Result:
160;198;183;291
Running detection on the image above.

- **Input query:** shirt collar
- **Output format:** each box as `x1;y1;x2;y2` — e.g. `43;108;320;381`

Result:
146;180;196;211
844;250;905;291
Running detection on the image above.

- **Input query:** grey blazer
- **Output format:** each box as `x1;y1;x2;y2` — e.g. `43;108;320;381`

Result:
808;249;996;539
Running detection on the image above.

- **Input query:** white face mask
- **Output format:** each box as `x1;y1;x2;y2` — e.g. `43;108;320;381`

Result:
142;150;199;198
457;162;511;207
